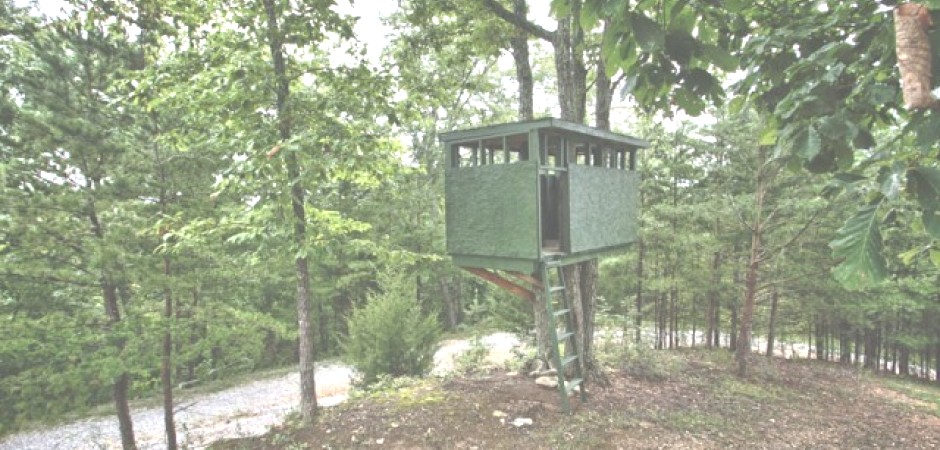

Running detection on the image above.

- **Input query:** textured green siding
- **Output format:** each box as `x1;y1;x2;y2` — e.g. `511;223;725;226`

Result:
567;165;639;253
445;162;539;260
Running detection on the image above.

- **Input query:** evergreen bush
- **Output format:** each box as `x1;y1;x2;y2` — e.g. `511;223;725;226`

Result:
342;271;441;385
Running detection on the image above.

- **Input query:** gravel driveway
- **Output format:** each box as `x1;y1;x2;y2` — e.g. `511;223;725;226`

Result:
0;333;524;450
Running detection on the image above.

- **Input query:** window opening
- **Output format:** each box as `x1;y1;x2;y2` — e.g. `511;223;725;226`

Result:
450;134;529;168
540;172;562;252
541;133;565;168
568;140;588;165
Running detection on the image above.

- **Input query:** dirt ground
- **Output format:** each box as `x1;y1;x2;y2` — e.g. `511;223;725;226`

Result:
214;350;940;449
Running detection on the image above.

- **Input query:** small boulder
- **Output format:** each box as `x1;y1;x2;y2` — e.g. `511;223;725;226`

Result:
535;376;558;389
512;417;533;427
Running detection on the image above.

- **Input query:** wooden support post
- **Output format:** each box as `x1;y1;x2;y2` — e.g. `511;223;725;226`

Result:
462;267;536;303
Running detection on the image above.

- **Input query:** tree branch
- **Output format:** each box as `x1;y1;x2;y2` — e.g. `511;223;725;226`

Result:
728;195;755;232
0;271;97;288
479;0;555;42
766;207;826;257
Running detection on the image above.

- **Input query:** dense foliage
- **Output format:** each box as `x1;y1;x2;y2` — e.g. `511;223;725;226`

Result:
1;0;939;446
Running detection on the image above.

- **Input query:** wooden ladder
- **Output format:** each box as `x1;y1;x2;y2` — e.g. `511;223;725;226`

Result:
542;260;586;413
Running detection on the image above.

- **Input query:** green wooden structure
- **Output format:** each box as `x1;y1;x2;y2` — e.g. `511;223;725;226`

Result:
441;118;648;412
441;117;648;275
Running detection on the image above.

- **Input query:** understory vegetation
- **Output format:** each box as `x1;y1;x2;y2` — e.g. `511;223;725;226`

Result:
214;346;940;449
2;0;940;447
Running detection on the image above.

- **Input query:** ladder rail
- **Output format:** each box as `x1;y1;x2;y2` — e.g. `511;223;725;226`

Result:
542;261;587;413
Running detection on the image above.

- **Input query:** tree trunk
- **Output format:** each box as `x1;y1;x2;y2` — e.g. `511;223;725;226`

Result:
669;285;677;349
634;239;645;344
839;324;851;364
594;38;612;130
161;254;178;450
87;196;136;449
714;298;721;348
155;137;178;449
105;282;136;450
707;247;721;348
729;242;741;353
765;286;778;358
729;300;738;352
815;319;826;361
864;325;878;370
854;329;862;366
935;333;940;384
894;4;937;110
898;314;910;376
510;0;533;122
440;278;460;329
736;147;768;376
736;235;761;376
262;0;317;421
563;264;584;373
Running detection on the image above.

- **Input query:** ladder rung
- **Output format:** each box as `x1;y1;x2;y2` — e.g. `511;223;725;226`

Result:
561;354;579;367
557;331;574;341
565;377;583;394
550;286;566;293
544;260;563;268
553;308;570;317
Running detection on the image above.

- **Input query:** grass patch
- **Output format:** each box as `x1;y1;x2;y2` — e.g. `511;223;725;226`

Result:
548;410;634;449
659;410;727;432
714;377;791;404
882;378;940;417
349;375;446;408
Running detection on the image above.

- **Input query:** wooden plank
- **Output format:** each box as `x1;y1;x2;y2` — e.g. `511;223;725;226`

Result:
462;267;536;304
505;271;541;289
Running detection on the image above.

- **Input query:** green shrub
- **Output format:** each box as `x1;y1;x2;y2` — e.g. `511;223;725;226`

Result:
342;271;441;385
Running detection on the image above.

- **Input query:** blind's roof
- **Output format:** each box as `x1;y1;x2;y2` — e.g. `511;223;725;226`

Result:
440;117;649;149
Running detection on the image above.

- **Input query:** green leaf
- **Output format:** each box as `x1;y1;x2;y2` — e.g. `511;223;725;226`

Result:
899;247;923;266
580;0;600;29
866;83;896;105
914;113;940;151
908;166;940;211
852;128;875;149
630;12;666;51
931;249;940;268
728;96;746;115
816;114;857;141
759;124;777;146
551;0;572;18
796;126;822;160
830;204;887;289
878;165;903;200
700;43;738;71
923;210;940;240
665;31;696;65
724;0;749;12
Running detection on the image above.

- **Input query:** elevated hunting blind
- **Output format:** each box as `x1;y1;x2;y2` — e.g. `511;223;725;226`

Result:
441;117;648;413
441;118;648;275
